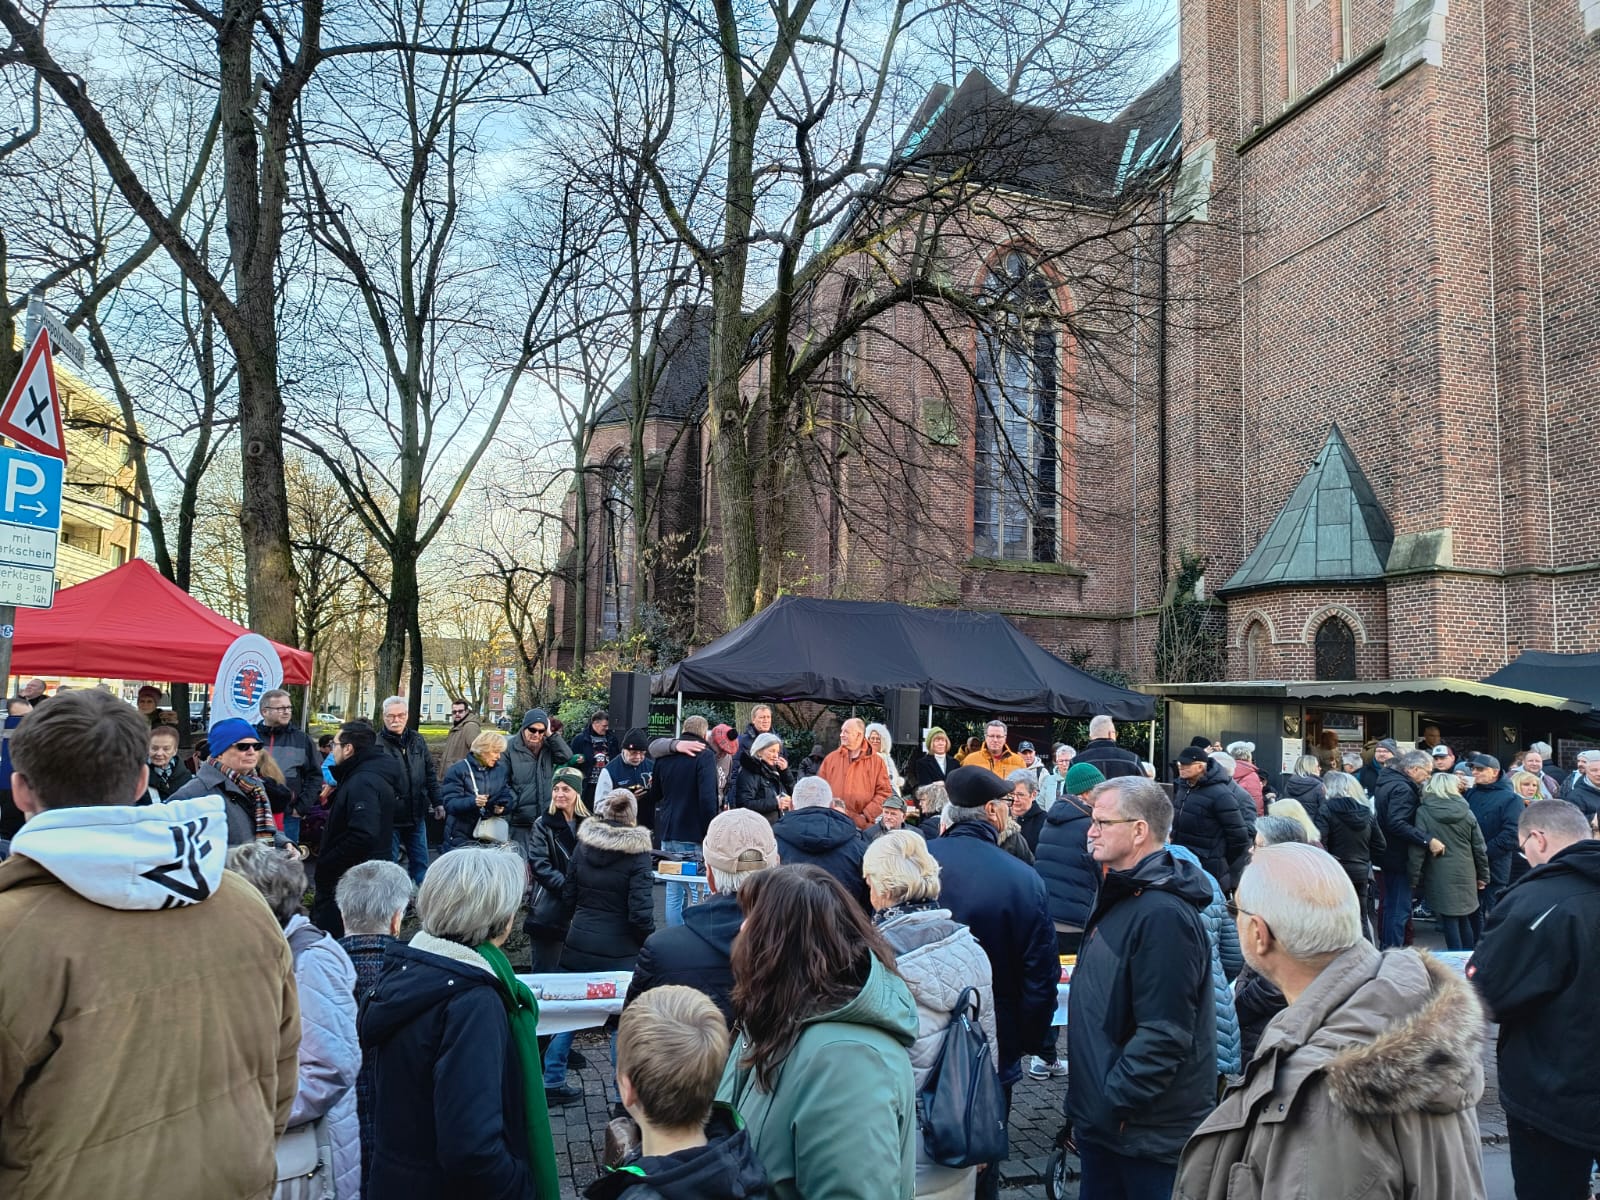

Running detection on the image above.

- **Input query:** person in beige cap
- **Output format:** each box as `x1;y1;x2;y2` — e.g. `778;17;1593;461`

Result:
622;808;778;1025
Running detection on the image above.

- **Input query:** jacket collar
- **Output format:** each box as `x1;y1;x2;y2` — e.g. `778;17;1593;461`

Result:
410;929;495;975
940;817;1000;846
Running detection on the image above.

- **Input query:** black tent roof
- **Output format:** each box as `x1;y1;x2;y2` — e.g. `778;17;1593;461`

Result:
1482;650;1600;708
656;596;1154;719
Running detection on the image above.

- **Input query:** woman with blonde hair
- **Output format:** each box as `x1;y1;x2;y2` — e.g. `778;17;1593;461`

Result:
1409;772;1489;950
439;730;512;849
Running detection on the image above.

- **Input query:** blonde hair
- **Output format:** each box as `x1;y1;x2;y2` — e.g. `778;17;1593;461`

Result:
1424;771;1464;801
1267;797;1320;844
256;750;287;786
471;730;507;756
862;829;942;905
1508;769;1543;798
617;985;729;1129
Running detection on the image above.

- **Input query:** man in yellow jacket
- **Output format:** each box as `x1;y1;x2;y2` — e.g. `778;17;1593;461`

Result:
970;719;1027;778
0;690;300;1200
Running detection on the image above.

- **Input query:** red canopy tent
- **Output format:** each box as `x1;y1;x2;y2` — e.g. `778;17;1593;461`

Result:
11;559;313;684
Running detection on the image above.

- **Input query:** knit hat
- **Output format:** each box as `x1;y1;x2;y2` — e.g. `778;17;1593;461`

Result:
553;765;584;794
750;732;782;757
709;723;739;756
208;718;259;753
521;708;550;732
701;809;779;875
924;726;948;752
1063;762;1106;795
622;727;650;751
944;765;1011;808
595;788;637;826
1376;738;1400;755
1189;736;1213;750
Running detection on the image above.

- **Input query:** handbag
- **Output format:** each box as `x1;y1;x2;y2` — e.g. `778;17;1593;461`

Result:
916;986;1008;1168
274;1120;335;1200
467;760;510;843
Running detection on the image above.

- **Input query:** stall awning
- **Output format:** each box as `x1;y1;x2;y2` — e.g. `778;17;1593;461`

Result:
1482;651;1600;710
1140;677;1591;714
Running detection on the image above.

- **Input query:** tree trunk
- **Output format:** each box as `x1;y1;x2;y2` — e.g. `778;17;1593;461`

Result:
571;466;589;670
375;550;418;714
706;268;759;628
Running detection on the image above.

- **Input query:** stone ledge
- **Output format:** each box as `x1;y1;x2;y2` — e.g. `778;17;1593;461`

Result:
1585;0;1600;37
1379;0;1449;88
966;556;1089;578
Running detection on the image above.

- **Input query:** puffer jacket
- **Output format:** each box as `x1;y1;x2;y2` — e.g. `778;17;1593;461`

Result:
1408;791;1490;917
717;954;919;1200
503;714;573;827
1281;773;1325;831
1321;791;1386;900
1374;764;1430;870
1165;844;1243;1075
1171;760;1253;892
1231;759;1268;816
560;819;655;971
1035;794;1099;929
439;753;514;849
283;915;362;1200
1174;944;1487;1200
877;905;998;1200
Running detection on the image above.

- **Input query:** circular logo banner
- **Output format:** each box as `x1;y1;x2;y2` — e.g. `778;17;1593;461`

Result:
212;634;285;723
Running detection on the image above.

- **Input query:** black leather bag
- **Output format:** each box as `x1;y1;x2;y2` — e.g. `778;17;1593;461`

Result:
916;986;1009;1168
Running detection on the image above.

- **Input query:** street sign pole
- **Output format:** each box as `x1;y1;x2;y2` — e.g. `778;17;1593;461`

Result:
0;605;13;695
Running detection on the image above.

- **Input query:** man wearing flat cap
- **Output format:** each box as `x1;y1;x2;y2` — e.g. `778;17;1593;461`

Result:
927;765;1059;1199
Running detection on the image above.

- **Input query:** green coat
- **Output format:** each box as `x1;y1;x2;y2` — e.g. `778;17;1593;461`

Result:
717;955;919;1200
1408;790;1490;917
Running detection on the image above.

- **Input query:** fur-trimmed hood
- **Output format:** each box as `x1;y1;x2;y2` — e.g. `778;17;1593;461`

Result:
576;818;654;856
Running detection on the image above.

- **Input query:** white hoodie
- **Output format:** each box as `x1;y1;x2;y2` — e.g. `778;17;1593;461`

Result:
8;793;229;911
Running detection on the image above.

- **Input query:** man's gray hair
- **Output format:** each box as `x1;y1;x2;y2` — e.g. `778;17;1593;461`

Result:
791;776;834;810
1254;814;1309;846
1236;843;1362;957
1006;769;1038;794
1226;740;1255;760
382;695;407;714
985;719;1007;733
337;860;416;934
1210;751;1237;779
1396;749;1432;772
1088;777;1173;843
226;843;306;926
1530;741;1553;758
711;864;770;894
1519;799;1592;842
1340;750;1363;773
417;844;524;946
1088;715;1115;739
260;688;290;708
943;803;991;828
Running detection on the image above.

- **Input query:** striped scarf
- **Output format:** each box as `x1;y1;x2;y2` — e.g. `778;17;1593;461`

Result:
210;758;274;841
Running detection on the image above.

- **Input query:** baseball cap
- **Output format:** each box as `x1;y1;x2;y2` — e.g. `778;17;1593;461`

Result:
701;809;779;875
1177;745;1211;765
1431;745;1452;758
1019;741;1035;752
945;765;1012;808
1469;753;1500;770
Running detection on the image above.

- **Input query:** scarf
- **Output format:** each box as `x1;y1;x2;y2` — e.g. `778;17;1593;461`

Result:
872;899;941;925
475;940;561;1200
211;757;274;841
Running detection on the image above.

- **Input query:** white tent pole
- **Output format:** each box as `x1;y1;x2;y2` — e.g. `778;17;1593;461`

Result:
675;691;683;736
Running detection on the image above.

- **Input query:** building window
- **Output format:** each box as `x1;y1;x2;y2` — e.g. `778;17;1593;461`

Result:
974;252;1059;563
599;454;634;641
1245;621;1269;677
1314;616;1357;680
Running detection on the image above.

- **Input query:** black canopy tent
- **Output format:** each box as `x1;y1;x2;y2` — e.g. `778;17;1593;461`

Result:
1482;650;1600;710
656;596;1154;719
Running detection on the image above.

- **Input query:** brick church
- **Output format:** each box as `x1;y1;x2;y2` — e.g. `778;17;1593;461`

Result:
556;0;1600;692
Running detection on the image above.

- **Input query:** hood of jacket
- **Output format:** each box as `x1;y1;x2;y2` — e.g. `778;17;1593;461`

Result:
1046;793;1092;827
774;805;860;854
1096;846;1214;915
6;793;229;911
1322;788;1373;830
359;934;499;1046
1282;774;1322;800
578;818;655;857
681;890;744;958
1526;838;1600;888
331;743;398;786
1257;943;1484;1118
803;952;919;1047
1416;789;1478;833
584;1107;765;1200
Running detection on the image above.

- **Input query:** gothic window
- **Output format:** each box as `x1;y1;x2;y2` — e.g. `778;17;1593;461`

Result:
974;252;1059;563
1245;621;1269;677
1314;615;1357;681
599;455;634;641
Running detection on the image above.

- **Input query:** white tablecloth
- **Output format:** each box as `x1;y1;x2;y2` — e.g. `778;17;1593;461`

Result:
517;971;632;1036
1054;982;1070;1027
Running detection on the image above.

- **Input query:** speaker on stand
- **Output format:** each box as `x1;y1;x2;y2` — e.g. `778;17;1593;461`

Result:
884;688;923;747
609;671;652;734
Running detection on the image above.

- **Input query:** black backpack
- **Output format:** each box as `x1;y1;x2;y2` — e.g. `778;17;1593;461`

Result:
916;986;1008;1168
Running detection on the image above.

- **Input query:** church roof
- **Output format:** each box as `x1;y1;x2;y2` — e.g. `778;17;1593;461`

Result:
593;306;711;427
1217;425;1394;596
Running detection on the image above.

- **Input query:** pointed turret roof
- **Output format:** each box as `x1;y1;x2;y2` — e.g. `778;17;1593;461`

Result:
1218;425;1394;596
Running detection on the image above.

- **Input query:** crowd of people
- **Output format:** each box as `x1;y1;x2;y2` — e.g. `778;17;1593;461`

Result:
0;688;1595;1200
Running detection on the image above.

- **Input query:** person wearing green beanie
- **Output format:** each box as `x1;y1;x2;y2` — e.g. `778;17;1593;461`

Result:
553;765;585;796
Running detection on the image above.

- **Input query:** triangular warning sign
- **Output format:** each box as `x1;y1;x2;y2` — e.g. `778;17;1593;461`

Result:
0;330;66;461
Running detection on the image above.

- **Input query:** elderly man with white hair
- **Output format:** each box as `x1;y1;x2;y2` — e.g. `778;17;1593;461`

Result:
1174;843;1487;1200
1075;714;1142;779
772;775;869;909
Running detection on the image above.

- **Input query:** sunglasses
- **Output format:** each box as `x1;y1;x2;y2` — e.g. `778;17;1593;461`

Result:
232;742;264;752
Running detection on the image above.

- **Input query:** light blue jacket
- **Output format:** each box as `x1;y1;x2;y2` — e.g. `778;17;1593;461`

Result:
1166;843;1244;1075
285;914;362;1198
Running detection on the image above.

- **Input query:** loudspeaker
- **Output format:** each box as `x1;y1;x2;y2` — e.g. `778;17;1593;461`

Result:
884;688;922;746
609;672;652;734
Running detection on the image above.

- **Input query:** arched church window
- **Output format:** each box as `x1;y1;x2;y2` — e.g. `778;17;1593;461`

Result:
600;455;634;641
1314;616;1357;681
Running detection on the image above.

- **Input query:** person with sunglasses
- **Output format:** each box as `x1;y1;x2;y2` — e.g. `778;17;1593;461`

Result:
170;717;294;850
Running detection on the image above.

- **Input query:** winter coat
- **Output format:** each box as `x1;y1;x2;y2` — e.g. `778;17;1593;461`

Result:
877;905;998;1200
964;746;1027;779
1231;759;1268;815
339;932;396;1196
148;756;194;801
1320;790;1386;900
863;817;927;844
1074;737;1142;779
1065;848;1216;1164
439;753;514;849
583;1106;768;1200
258;719;324;817
0;794;299;1200
1165;844;1243;1076
1173;944;1487;1200
717;954;919;1200
733;751;794;820
651;734;721;843
439;715;482;779
1465;777;1522;887
1035;793;1099;929
912;752;951;789
560;819;655;971
818;745;893;828
773;806;870;911
315;746;400;905
525;809;583;940
1565;775;1600;827
1408;791;1490;917
503;716;574;828
926;819;1058;1078
1013;801;1046;854
377;726;439;828
1232;966;1285;1065
1373;764;1430;870
1171;760;1253;892
625;890;743;1026
571;725;622;789
998;817;1035;865
1469;839;1600;1149
169;760;291;848
359;933;534;1199
1280;773;1325;832
283;915;362;1200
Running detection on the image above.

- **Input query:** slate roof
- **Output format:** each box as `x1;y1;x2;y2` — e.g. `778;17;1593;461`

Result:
593;306;712;426
1218;424;1395;596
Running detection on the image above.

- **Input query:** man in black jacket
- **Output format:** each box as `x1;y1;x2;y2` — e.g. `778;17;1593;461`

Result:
313;720;399;937
1465;753;1521;918
773;776;869;911
623;809;777;1025
1075;714;1142;779
1068;776;1215;1200
1170;746;1252;892
1468;800;1600;1200
255;688;322;841
570;709;620;806
377;696;439;886
1374;750;1442;948
649;716;721;926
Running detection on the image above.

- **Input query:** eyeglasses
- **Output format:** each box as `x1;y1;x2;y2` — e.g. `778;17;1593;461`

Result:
1518;831;1545;855
1087;816;1139;831
232;742;264;752
1225;900;1256;919
262;705;291;713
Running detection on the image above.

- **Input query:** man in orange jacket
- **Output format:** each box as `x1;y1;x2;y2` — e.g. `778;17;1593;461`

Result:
818;717;892;829
971;719;1028;778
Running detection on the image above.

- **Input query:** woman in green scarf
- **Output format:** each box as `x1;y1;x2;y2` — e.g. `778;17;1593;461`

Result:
360;844;561;1199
